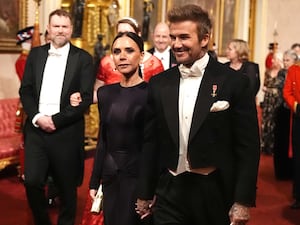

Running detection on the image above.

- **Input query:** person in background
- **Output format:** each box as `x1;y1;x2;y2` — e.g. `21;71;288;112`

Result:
208;42;218;60
136;4;260;225
291;43;300;60
19;9;95;225
225;38;260;97
273;49;298;180
93;33;109;75
93;17;164;103
89;32;147;225
261;51;283;155
148;22;177;70
15;26;34;184
15;26;34;81
283;61;300;209
265;42;278;71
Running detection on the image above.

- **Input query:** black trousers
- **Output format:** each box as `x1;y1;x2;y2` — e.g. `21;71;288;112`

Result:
292;115;300;200
24;131;79;225
273;105;293;180
153;171;230;225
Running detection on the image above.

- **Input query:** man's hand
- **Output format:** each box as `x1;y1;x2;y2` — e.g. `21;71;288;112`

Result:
228;202;250;225
135;197;155;219
70;92;82;106
36;115;56;132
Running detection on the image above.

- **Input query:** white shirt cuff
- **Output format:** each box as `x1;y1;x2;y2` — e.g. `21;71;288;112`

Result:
32;113;44;127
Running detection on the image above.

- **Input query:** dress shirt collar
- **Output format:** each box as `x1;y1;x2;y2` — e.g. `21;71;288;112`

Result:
48;42;70;57
154;46;171;59
179;53;209;79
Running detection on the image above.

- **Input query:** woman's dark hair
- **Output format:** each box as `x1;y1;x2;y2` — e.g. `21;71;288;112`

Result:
111;32;144;78
111;32;144;52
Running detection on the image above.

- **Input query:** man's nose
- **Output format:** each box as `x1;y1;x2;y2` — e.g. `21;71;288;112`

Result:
172;38;182;48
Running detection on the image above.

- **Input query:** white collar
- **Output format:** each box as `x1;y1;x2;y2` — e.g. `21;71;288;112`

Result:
154;46;171;56
49;42;70;57
179;52;209;77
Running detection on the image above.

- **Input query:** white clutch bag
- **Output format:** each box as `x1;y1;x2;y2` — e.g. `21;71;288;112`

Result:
90;184;103;214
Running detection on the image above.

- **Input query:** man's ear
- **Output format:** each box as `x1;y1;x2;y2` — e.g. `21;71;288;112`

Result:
201;34;210;48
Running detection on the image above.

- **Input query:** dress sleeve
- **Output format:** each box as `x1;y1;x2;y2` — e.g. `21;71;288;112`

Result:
283;65;298;110
143;55;164;82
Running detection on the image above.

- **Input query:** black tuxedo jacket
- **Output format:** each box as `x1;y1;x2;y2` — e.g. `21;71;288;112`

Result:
138;56;260;207
148;47;177;69
19;43;95;185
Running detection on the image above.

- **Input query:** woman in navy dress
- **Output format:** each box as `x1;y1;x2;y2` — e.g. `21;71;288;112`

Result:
88;32;147;225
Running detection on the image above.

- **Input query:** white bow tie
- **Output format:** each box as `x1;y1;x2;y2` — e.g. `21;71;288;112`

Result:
48;49;62;57
179;64;202;79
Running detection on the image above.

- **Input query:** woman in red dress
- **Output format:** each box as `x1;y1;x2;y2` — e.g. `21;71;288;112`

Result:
92;17;164;103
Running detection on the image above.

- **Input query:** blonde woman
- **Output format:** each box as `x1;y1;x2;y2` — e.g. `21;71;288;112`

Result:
225;39;260;97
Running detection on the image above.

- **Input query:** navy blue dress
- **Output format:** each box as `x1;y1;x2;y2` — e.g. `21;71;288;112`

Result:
90;82;148;225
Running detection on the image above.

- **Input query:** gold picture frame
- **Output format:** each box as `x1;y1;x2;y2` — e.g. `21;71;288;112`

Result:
165;0;240;56
130;0;162;50
217;0;239;56
0;0;28;53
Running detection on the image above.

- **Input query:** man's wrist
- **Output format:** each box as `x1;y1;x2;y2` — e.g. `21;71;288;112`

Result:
32;113;43;127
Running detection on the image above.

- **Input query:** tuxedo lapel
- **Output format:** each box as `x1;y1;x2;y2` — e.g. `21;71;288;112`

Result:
189;59;225;141
61;45;78;99
36;45;50;97
161;67;180;147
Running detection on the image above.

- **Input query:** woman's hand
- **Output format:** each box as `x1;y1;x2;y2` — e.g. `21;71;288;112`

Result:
70;92;82;106
89;189;97;201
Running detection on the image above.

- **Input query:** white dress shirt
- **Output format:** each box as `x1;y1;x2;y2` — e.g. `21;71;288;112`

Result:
153;46;171;70
32;43;70;126
173;53;209;175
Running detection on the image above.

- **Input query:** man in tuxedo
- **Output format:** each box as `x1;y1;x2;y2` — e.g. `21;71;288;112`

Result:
148;22;177;70
19;9;95;225
136;4;260;225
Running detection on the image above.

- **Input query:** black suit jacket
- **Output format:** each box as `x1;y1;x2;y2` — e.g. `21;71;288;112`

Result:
19;43;95;185
148;47;177;69
138;56;260;207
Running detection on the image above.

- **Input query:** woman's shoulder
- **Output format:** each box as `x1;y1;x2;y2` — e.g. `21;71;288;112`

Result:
143;53;161;65
288;63;300;72
98;83;119;94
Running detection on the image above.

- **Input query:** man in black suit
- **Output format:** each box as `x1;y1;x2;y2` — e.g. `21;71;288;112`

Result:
148;22;177;70
19;9;94;225
136;4;260;225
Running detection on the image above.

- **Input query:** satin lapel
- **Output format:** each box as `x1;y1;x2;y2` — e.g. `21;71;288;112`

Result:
36;45;50;97
161;67;181;147
61;45;78;99
189;59;224;141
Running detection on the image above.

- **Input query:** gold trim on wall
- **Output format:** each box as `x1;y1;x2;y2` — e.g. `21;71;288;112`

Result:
217;0;239;56
248;0;256;61
0;0;28;53
130;0;162;50
166;0;219;53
